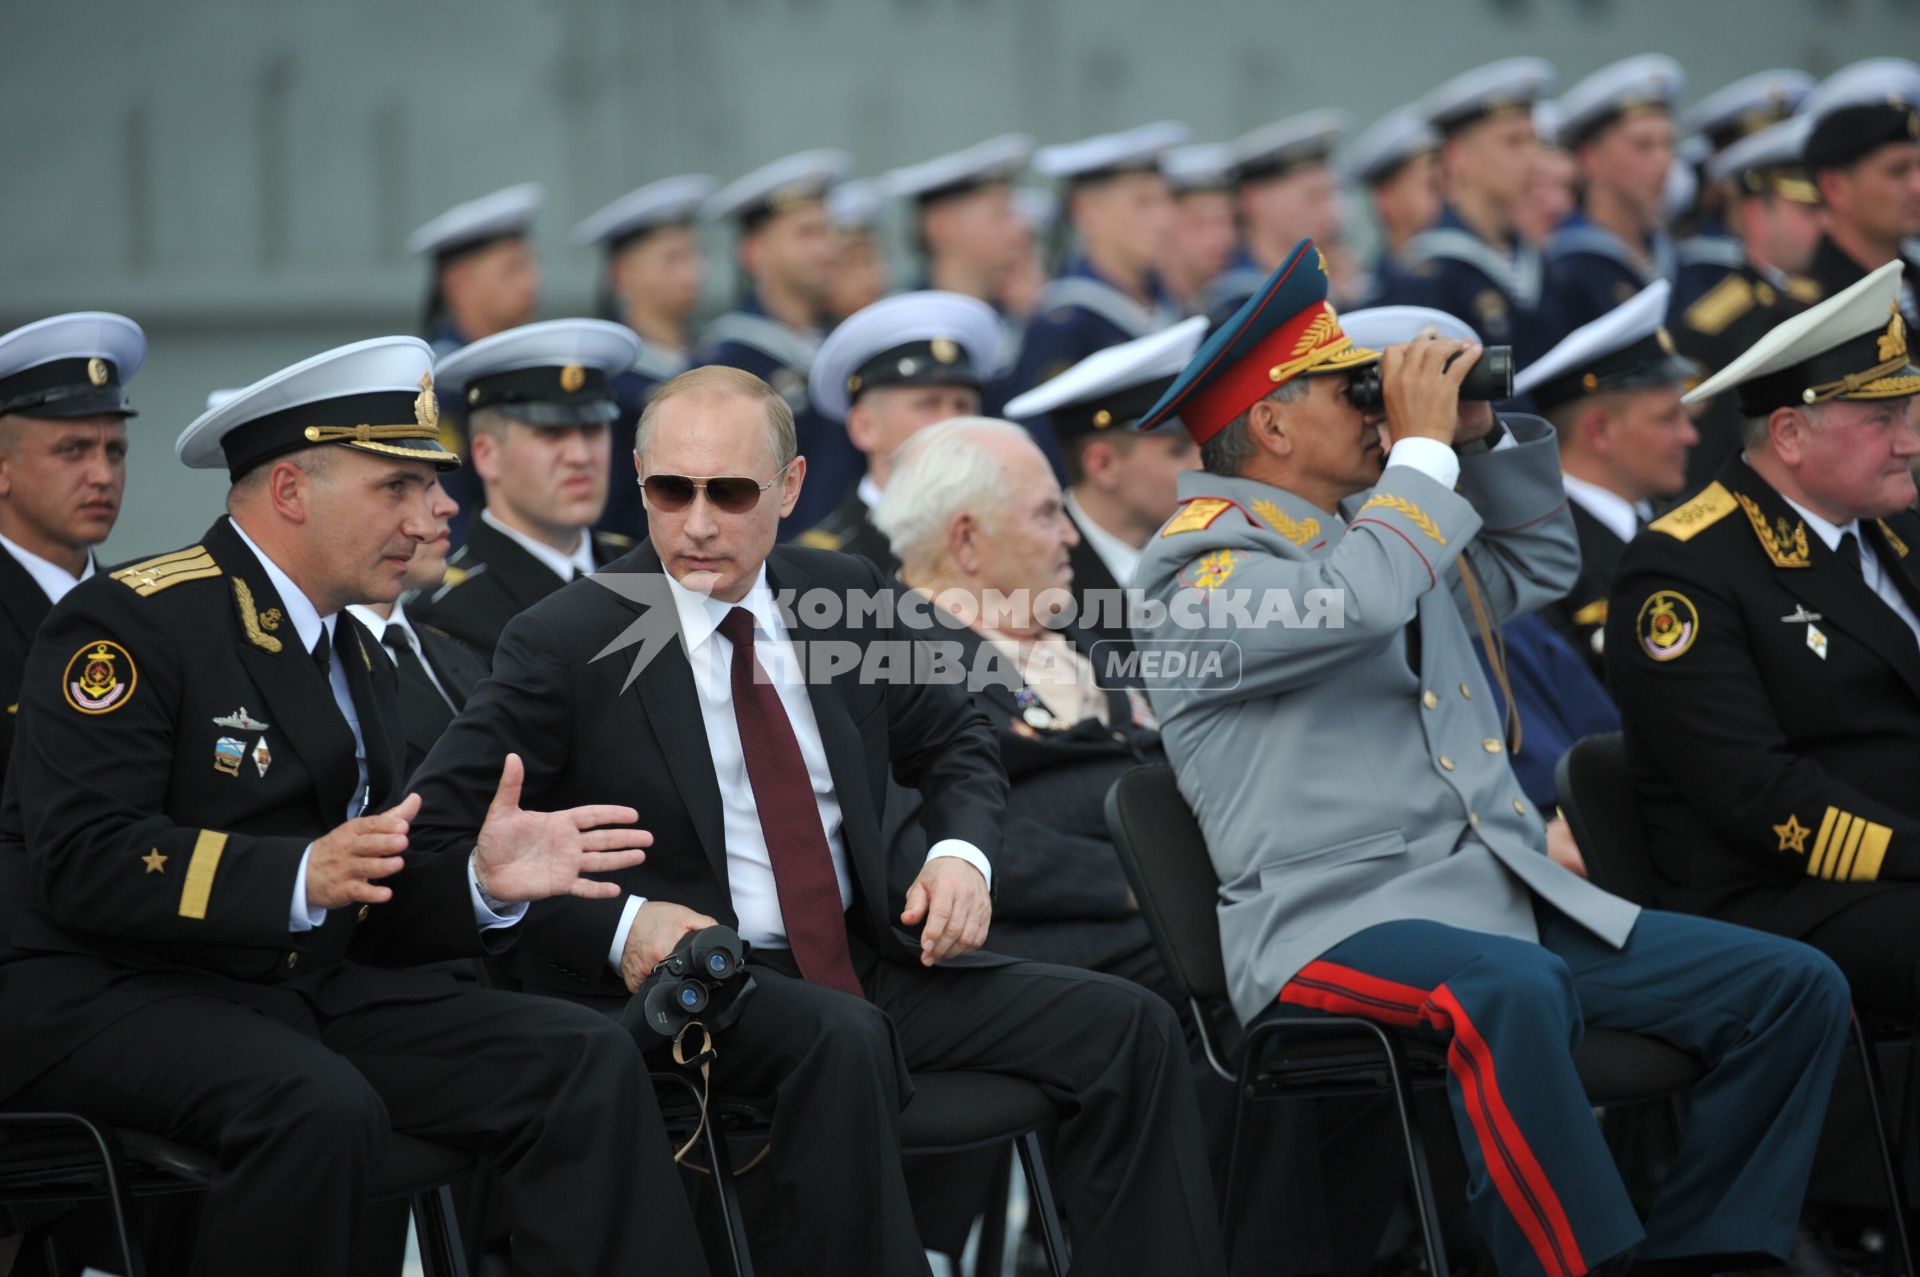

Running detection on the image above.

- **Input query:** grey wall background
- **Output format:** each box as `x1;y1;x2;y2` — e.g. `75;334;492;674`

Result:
5;0;1917;559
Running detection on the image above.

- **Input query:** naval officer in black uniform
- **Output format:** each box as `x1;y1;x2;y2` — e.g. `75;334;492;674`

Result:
1800;59;1920;327
409;319;640;658
0;336;706;1276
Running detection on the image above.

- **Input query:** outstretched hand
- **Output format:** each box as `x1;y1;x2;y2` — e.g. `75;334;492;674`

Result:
471;753;652;903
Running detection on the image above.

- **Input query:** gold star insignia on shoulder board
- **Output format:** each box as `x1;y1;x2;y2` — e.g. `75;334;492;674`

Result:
1773;815;1809;854
142;849;168;874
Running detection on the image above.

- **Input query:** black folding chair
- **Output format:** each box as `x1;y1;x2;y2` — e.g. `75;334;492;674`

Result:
1558;731;1916;1277
0;1112;473;1277
1105;763;1702;1274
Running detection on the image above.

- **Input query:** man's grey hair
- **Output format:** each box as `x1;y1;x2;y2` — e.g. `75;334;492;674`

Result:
1200;378;1308;476
873;417;1029;570
1742;401;1831;452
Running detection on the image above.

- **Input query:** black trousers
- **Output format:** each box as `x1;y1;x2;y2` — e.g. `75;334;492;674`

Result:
685;940;1227;1277
6;976;710;1277
1802;885;1920;1019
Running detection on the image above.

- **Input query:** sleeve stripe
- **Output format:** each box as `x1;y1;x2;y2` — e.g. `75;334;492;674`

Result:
1853;823;1893;881
1834;816;1868;880
1809;807;1842;878
178;830;229;920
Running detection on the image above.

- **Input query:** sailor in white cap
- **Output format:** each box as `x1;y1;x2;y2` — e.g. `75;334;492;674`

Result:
1001;186;1059;325
1346;106;1443;264
1202;110;1350;315
1374;58;1559;364
1517;97;1578;247
792;291;1002;566
0;311;144;777
886;133;1032;308
1609;260;1920;1025
1511;280;1699;665
1545;55;1687;335
823;177;892;325
1002;316;1204;652
1801;58;1920;324
408;182;545;359
408;319;640;657
1;332;705;1277
1157;143;1238;313
1002;121;1186;444
696;148;856;532
1673;115;1826;485
573;174;717;538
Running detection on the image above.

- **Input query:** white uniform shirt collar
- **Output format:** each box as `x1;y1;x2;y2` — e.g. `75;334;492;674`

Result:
0;531;93;606
344;598;423;651
482;508;594;583
1776;493;1856;553
1561;474;1651;545
228;517;330;655
1064;491;1142;589
856;475;884;511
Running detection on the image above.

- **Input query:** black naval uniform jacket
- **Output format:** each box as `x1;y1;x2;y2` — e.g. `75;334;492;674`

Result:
0;519;493;1101
0;549;57;784
880;611;1164;977
1671;259;1818;491
1064;506;1135;661
405;543;1010;1002
1807;234;1920;317
1606;455;1920;940
794;487;897;573
409;516;633;657
385;619;489;775
1545;501;1630;676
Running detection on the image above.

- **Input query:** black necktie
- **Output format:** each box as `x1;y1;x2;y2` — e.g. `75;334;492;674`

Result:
383;625;457;716
1836;531;1863;578
311;623;332;677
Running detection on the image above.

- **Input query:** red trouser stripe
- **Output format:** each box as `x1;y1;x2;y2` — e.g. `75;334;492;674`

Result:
1277;962;1588;1277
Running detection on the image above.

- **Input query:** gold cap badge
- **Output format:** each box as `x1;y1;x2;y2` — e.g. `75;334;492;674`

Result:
87;358;109;386
559;364;586;393
414;371;439;431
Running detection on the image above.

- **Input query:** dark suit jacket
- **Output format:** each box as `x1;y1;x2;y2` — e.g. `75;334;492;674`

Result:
794;487;897;573
1608;454;1920;939
0;549;55;787
0;518;488;1100
407;543;1009;1001
881;611;1164;976
383;619;489;775
409;517;634;657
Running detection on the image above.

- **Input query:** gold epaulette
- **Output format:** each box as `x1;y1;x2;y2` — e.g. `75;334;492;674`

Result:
438;565;470;590
110;546;221;596
1160;498;1236;537
596;530;634;549
1682;275;1754;338
795;528;844;551
1784;275;1824;306
1648;482;1737;541
1571;600;1608;626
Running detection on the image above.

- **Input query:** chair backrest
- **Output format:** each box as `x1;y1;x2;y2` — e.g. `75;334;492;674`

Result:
1554;732;1659;907
1103;764;1230;1004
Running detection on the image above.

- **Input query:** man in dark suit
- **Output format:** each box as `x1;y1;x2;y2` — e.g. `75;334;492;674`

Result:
0;338;706;1277
0;313;144;785
409;319;639;656
1609;261;1920;1019
406;365;1228;1277
1005;318;1206;660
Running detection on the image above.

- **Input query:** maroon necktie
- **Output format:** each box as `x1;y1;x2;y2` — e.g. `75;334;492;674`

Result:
716;607;864;997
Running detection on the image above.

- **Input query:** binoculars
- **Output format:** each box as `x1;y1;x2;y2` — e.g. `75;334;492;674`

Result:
624;924;758;1049
1346;344;1514;410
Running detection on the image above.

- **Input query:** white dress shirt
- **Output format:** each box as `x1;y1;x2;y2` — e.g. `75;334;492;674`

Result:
607;564;993;970
346;599;455;708
228;519;523;933
0;531;92;605
1064;491;1143;592
856;475;884;511
1561;474;1651;546
482;508;595;583
1777;495;1920;648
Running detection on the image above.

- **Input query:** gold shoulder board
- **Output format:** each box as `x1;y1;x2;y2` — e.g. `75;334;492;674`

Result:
1784;275;1824;306
1682;275;1754;338
110;546;222;597
1648;482;1737;542
1160;498;1236;538
794;528;844;551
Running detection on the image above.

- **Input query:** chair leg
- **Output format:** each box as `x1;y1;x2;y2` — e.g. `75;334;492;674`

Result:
700;1117;756;1277
1850;1014;1914;1277
1014;1131;1070;1277
975;1145;1013;1277
411;1184;471;1277
1381;1049;1449;1277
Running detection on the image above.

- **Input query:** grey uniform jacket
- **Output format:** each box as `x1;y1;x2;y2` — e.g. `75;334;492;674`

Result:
1133;416;1640;1023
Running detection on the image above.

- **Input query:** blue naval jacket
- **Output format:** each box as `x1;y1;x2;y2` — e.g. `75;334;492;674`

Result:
1671;215;1744;312
1544;211;1675;342
1369;206;1557;369
1472;612;1621;811
426;319;485;546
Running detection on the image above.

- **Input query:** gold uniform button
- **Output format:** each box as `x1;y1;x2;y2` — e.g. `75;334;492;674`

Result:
1459;683;1472;700
1468;811;1481;827
1439;756;1455;771
286;951;299;970
1483;738;1503;753
1513;799;1527;816
357;904;370;922
1423;691;1439;710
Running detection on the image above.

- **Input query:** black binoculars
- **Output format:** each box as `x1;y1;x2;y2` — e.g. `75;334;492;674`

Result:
624;924;758;1049
1346;344;1514;410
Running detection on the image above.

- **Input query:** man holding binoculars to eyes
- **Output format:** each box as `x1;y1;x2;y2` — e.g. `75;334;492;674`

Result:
1132;239;1853;1277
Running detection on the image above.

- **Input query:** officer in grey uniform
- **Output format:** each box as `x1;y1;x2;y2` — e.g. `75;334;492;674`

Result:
1131;238;1852;1277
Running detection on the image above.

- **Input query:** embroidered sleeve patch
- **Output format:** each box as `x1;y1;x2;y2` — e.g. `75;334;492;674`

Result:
1356;493;1446;545
63;640;138;714
1636;591;1699;661
1178;549;1239;592
1805;807;1893;881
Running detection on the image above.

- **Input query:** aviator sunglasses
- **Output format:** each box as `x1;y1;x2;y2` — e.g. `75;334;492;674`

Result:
640;459;793;514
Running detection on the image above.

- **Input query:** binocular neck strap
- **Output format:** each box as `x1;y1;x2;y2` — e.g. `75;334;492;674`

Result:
667;1022;771;1178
